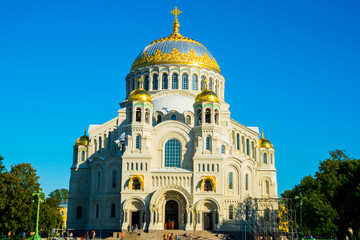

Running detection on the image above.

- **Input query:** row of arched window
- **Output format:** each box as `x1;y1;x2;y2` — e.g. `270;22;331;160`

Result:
232;131;256;159
91;130;117;155
76;203;117;220
262;153;274;164
227;172;249;191
126;162;148;171
94;169;119;192
127;73;225;98
198;163;220;173
195;108;220;125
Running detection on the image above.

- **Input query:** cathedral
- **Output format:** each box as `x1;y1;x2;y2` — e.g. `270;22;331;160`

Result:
67;7;278;234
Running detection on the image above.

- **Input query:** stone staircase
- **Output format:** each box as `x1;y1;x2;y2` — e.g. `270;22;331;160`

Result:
108;230;229;240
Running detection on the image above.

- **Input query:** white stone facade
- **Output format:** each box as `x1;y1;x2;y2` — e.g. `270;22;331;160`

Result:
67;39;278;234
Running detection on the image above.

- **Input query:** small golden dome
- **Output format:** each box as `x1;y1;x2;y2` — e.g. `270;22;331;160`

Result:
258;130;274;149
195;89;219;103
127;89;152;103
75;131;89;146
127;78;152;103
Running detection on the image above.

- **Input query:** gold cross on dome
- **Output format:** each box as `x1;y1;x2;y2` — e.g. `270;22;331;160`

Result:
171;7;182;18
137;77;143;89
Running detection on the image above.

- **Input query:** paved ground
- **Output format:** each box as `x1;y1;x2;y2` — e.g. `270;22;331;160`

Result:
108;230;229;240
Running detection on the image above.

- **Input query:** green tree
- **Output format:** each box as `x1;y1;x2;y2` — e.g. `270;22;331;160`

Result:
0;157;63;236
283;150;360;240
48;188;68;203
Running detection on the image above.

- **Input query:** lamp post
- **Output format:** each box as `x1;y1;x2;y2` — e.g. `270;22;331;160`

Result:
32;190;46;240
295;193;304;240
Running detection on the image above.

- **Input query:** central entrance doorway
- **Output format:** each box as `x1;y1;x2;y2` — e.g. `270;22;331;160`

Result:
203;212;213;230
131;211;140;228
165;200;179;229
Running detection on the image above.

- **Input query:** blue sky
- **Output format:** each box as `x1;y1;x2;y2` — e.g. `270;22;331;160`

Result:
0;0;359;196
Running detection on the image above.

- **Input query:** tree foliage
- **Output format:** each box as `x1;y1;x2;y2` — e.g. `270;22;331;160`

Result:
283;150;360;240
48;188;68;203
0;157;63;236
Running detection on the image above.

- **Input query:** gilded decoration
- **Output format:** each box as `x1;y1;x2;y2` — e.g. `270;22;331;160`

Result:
200;176;216;191
128;175;144;190
131;48;220;73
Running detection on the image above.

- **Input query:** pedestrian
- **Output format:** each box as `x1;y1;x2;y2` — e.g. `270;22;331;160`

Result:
175;233;178;240
163;233;168;240
120;231;124;240
92;230;96;240
135;224;138;234
167;233;171;240
127;225;130;233
131;225;134;233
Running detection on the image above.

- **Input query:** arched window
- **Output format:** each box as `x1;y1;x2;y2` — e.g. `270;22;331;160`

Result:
215;80;219;94
221;145;225;154
229;205;234;220
192;75;198;90
145;109;150;124
236;134;240;150
136;108;141;122
245;174;249;190
214;109;219;124
197;108;202;125
246;139;250;155
81;151;85;162
132;79;135;91
112;170;116;188
209;78;213;90
229;172;233;189
204;179;213;191
164;139;181;167
206;137;211;150
172;73;178;89
265;208;270;221
111;203;116;218
201;76;206;90
205;109;211;123
265;180;270;195
107;132;112;149
182;74;188;89
99;136;102;153
162;73;168;89
157;115;162;124
97;171;101;190
245;205;250;220
136;135;141;149
263;153;267;164
185;115;191;125
153;74;158;90
144;75;149;91
132;178;141;190
171;114;176;120
76;206;82;219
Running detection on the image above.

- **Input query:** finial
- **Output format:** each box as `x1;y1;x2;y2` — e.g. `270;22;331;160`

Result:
204;78;209;90
171;7;182;35
262;129;264;138
137;77;143;89
84;127;87;135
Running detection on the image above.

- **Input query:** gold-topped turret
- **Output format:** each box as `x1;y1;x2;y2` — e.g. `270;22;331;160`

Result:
171;7;182;36
127;78;152;103
195;78;220;103
75;128;89;146
258;129;274;149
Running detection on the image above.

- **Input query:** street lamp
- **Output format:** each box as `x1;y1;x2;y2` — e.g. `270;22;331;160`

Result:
32;190;46;240
295;193;304;240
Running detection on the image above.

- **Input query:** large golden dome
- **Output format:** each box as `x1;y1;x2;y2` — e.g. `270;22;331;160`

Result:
75;131;89;146
130;8;220;73
195;89;220;103
258;131;274;149
128;88;152;103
